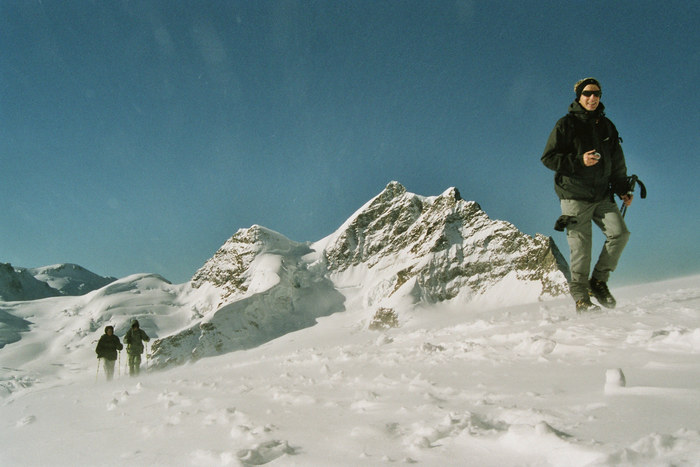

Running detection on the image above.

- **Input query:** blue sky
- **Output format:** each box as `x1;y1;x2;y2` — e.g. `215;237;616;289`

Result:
2;0;698;285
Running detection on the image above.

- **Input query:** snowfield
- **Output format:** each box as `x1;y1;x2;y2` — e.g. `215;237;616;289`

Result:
1;275;699;466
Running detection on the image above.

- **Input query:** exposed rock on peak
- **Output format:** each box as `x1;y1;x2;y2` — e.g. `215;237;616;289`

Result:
191;225;312;305
320;182;568;305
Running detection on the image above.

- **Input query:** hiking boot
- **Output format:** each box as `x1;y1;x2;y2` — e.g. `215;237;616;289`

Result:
589;278;616;308
576;297;601;313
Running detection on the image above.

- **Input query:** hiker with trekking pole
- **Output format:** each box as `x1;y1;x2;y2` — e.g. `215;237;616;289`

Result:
542;77;645;313
95;325;123;381
124;320;150;377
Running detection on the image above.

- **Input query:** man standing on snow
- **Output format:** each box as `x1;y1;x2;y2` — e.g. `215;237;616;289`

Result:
541;77;633;313
124;320;150;376
95;325;123;381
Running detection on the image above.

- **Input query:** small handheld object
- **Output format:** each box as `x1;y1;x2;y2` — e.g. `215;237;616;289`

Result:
592;152;601;159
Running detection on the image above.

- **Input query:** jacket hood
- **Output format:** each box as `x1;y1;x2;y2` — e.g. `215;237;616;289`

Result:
131;319;140;328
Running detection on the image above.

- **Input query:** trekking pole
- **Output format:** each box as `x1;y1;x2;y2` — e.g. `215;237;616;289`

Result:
118;351;121;378
146;343;149;370
96;358;101;382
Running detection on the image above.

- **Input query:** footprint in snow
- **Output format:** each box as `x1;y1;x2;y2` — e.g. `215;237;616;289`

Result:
107;398;119;411
237;440;296;465
202;407;238;426
16;415;37;427
515;336;557;356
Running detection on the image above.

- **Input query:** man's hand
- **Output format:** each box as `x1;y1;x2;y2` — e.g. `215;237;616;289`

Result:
621;194;633;207
583;150;601;166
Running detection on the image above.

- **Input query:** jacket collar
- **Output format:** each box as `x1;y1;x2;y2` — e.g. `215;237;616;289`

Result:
568;100;605;122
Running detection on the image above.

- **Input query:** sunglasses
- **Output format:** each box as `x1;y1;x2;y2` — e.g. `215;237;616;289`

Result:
581;90;602;97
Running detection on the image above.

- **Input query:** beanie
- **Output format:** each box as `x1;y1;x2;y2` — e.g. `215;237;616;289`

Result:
574;77;602;98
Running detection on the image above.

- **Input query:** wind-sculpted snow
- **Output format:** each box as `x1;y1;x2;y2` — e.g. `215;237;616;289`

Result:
150;272;345;368
1;276;699;466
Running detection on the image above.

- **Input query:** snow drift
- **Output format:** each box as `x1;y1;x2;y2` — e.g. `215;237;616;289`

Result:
1;276;699;466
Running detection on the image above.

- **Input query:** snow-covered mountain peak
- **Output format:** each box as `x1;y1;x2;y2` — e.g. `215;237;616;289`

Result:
438;185;462;201
0;262;115;301
0;263;59;302
319;182;568;306
151;182;570;367
221;225;298;255
191;224;312;306
184;181;569;330
318;182;476;269
151;226;342;368
27;263;116;296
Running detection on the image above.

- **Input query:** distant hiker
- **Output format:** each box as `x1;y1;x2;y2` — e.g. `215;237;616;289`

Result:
124;320;150;376
542;77;633;313
95;325;123;381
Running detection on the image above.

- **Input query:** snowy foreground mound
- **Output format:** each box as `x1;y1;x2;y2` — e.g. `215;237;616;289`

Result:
2;276;699;466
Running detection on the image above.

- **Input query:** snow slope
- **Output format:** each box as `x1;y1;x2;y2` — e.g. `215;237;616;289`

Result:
1;275;699;466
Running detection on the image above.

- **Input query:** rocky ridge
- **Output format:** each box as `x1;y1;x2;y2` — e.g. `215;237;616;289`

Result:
319;182;569;304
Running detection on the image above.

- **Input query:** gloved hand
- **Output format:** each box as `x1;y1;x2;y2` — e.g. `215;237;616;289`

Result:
554;215;577;232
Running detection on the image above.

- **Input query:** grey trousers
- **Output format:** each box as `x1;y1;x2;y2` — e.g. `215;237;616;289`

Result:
103;358;116;381
128;353;142;376
561;199;630;300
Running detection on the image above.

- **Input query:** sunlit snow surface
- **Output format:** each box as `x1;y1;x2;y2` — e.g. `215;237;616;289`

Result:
1;275;699;466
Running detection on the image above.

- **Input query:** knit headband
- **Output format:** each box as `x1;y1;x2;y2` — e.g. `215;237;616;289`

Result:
574;77;602;98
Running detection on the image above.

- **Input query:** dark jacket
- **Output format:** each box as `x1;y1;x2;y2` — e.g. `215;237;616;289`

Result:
542;102;628;202
96;331;123;361
124;323;150;355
